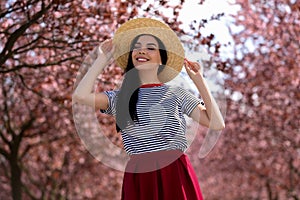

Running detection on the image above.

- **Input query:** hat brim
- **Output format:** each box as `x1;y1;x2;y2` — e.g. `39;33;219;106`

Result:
113;18;184;83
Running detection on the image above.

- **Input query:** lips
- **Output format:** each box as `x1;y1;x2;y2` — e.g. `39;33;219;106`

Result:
136;56;149;62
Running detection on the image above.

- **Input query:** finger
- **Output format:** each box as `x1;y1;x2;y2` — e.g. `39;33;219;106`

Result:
184;58;192;69
90;46;99;60
188;60;199;70
192;64;199;73
105;42;115;60
184;60;192;71
192;62;200;69
185;59;198;72
184;63;195;76
101;39;113;54
184;59;188;68
99;40;109;53
183;61;189;70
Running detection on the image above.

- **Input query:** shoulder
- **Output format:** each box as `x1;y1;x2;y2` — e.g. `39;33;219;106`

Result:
165;84;192;96
103;90;119;97
102;90;120;104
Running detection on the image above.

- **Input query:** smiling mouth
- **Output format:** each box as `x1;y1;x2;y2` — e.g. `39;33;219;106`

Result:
136;57;149;62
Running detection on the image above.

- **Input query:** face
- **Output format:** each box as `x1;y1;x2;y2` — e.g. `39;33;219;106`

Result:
131;35;162;70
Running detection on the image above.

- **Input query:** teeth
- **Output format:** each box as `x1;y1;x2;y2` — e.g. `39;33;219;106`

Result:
137;58;148;62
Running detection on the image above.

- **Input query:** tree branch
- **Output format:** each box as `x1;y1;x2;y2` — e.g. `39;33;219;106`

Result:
0;147;10;160
0;128;10;146
0;1;53;66
0;1;24;19
0;55;82;73
12;36;42;55
1;83;15;145
20;163;39;200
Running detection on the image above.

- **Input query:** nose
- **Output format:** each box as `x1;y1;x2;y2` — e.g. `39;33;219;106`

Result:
138;49;146;54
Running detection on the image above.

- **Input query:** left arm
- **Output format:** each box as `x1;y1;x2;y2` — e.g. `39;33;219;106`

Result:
184;59;225;130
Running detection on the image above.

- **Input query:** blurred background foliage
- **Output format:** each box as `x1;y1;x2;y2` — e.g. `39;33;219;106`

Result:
0;0;299;199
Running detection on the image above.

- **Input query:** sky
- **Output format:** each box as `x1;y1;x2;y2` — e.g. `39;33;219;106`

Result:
179;0;239;42
163;0;241;100
179;0;241;59
138;0;242;63
144;0;240;40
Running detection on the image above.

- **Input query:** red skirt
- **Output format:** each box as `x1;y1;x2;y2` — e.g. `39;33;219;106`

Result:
121;150;203;200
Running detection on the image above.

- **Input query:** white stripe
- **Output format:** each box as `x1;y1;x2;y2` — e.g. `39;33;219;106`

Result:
101;85;204;155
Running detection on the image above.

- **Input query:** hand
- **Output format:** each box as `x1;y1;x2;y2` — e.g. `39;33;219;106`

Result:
99;39;114;60
90;39;114;63
184;58;203;79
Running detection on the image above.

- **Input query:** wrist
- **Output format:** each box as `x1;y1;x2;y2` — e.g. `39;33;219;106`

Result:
91;57;107;71
191;72;204;82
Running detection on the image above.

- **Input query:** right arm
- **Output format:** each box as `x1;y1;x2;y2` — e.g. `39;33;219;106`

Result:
72;39;114;110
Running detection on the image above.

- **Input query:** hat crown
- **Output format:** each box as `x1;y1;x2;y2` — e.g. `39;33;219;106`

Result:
115;18;170;34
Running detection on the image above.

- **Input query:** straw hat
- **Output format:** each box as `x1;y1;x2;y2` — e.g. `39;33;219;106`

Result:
113;18;185;83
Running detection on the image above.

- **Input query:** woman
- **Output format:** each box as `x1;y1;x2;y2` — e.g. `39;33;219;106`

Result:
73;18;225;200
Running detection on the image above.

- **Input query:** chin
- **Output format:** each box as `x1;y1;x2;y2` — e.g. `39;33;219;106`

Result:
134;63;159;71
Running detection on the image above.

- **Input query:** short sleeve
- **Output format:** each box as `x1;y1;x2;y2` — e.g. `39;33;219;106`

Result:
177;87;205;116
100;90;118;116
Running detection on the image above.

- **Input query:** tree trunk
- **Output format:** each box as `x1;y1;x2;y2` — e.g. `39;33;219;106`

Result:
10;155;22;200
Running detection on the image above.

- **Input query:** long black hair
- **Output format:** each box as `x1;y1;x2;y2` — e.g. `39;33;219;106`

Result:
115;34;168;132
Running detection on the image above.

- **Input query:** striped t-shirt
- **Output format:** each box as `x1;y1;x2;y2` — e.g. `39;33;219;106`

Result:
101;84;204;155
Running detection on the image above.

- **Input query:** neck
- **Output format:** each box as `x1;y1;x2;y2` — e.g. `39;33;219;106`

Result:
138;70;161;85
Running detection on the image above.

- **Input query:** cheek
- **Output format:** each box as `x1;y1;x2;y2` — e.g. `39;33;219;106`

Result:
131;51;136;58
131;51;137;60
131;53;138;66
155;53;162;63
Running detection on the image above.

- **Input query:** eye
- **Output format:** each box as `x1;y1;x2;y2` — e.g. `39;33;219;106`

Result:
133;44;141;50
147;47;156;51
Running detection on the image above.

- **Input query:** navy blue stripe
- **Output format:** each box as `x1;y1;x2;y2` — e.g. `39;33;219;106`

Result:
100;85;204;155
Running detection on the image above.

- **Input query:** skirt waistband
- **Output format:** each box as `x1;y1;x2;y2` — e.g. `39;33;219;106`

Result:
126;150;184;173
